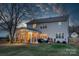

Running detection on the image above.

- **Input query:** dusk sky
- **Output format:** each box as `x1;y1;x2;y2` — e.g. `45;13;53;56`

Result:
0;3;79;26
0;3;79;37
33;3;79;26
18;3;79;26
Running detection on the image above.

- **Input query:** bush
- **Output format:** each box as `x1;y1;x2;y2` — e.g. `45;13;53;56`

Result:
62;41;66;44
57;41;60;43
38;39;44;43
44;40;48;43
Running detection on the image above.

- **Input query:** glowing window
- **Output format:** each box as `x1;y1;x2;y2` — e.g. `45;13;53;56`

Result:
33;24;36;28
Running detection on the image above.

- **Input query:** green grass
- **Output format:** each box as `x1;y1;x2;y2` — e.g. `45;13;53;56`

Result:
0;43;79;56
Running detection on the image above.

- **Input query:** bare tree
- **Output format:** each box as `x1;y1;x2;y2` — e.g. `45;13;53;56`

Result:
0;3;27;43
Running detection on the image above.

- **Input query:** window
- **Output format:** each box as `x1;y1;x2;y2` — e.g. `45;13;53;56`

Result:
33;24;36;28
56;33;64;39
56;34;58;38
40;25;47;29
59;33;61;38
45;25;47;28
62;33;64;38
40;26;42;29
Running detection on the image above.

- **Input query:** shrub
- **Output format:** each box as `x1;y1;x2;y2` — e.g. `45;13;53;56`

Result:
57;41;60;43
62;41;66;44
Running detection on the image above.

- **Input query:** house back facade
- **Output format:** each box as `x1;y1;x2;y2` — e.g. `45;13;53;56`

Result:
27;15;69;43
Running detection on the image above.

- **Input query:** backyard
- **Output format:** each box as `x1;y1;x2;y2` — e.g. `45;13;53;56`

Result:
0;43;79;56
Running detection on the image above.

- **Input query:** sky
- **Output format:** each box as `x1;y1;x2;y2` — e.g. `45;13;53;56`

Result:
0;3;79;37
20;3;79;26
0;3;79;26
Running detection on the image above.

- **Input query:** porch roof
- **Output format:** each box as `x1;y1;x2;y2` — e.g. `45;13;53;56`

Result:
16;27;42;33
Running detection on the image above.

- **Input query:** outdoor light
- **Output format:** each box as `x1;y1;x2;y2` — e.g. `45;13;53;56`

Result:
58;22;62;25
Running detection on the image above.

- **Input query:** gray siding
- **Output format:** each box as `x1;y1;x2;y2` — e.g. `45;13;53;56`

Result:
36;21;69;43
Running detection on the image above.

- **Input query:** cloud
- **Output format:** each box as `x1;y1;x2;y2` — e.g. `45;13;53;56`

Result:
52;4;68;16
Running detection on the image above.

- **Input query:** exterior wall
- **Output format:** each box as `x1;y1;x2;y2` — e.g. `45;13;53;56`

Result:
35;21;69;43
16;29;28;43
16;28;39;44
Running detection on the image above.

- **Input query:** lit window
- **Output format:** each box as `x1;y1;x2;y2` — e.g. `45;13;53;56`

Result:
33;24;37;28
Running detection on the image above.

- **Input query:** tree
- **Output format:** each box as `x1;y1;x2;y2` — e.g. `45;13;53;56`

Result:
0;3;27;43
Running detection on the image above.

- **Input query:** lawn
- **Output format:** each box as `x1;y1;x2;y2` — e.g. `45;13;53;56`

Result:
0;43;79;56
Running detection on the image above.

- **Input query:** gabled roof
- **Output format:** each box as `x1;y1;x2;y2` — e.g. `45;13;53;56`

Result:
27;15;69;24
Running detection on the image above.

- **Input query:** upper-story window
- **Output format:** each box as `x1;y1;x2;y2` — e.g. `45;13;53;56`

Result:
33;24;37;28
40;25;47;29
45;25;47;28
40;26;43;29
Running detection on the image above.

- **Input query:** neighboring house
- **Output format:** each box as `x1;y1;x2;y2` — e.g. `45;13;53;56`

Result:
27;15;69;43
